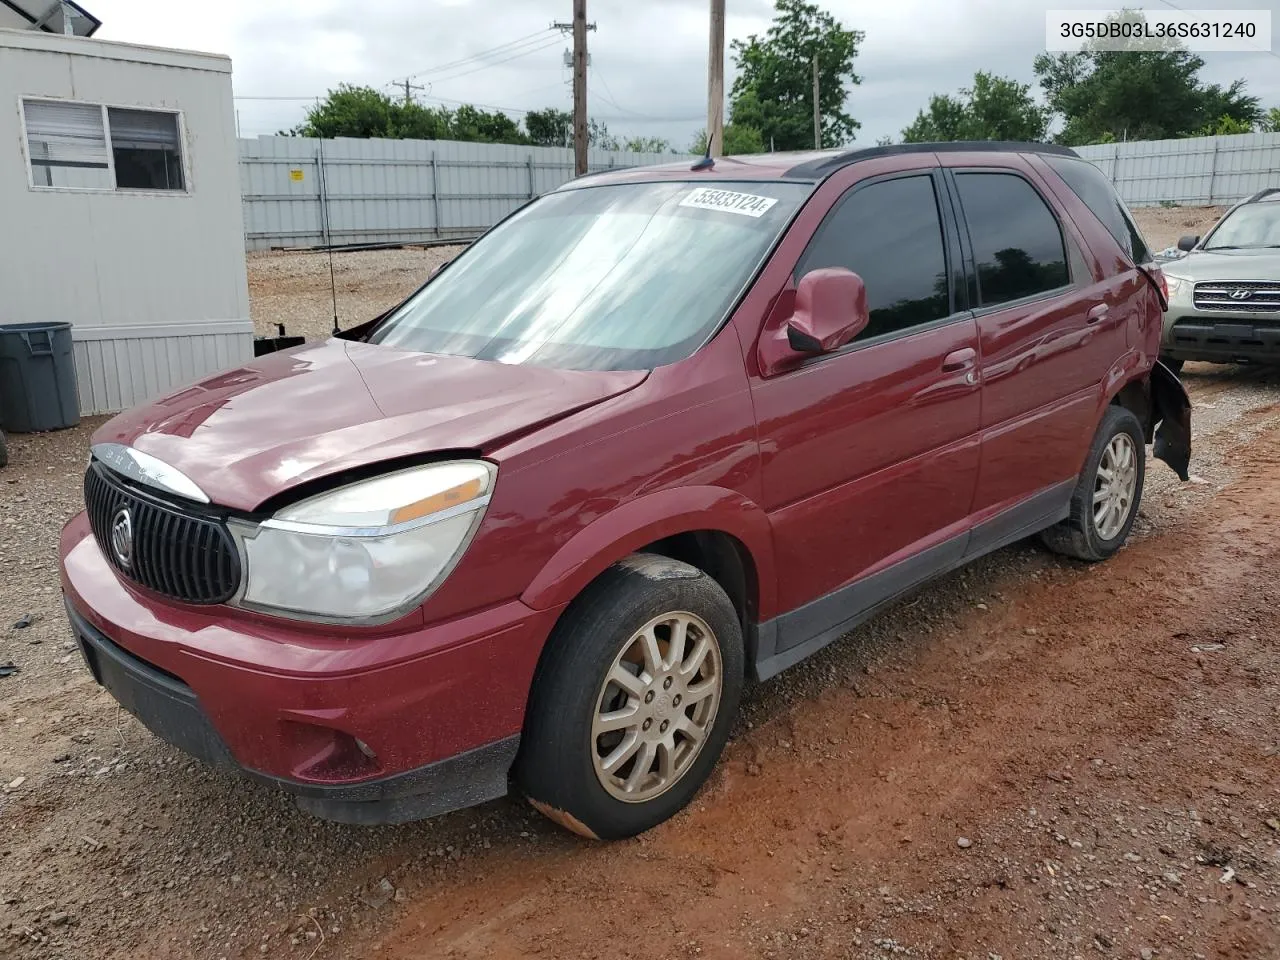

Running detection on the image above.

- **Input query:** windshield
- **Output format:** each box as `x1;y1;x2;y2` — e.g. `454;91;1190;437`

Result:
368;180;811;370
1204;199;1280;250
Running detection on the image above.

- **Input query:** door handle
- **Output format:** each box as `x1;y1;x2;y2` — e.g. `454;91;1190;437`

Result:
1087;303;1109;324
941;347;976;373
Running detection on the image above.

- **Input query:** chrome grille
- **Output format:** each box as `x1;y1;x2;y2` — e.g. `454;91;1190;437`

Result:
1193;280;1280;313
84;462;240;605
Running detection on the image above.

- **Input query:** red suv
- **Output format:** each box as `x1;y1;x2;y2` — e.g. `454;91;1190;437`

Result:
61;143;1191;839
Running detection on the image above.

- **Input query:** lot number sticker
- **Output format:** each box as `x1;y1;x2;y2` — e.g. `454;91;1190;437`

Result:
679;187;778;218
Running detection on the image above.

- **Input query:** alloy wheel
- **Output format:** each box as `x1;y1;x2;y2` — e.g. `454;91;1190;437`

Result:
1094;433;1138;540
590;611;723;803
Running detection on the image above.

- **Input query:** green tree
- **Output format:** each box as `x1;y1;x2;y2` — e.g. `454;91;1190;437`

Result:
588;119;620;151
689;124;767;154
524;107;573;147
393;103;452;140
451;104;528;144
292;85;527;144
1261;107;1280;133
1033;11;1259;144
1198;114;1255;136
293;84;396;138
902;72;1049;143
728;0;864;150
623;135;673;153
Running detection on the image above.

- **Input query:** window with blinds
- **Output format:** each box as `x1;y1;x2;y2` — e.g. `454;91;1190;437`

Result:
107;108;185;190
22;99;186;193
22;100;112;189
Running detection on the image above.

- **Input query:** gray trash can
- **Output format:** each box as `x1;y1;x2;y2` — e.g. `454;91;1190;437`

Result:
0;322;80;432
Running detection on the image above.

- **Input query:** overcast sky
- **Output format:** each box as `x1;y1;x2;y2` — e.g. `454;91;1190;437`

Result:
91;0;1280;150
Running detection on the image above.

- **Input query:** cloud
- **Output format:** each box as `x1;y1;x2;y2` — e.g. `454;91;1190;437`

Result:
91;0;1280;147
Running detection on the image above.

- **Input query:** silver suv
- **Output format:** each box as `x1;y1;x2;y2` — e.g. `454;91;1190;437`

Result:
1161;188;1280;372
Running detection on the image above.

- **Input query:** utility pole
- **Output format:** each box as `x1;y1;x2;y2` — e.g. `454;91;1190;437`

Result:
394;78;426;106
553;8;596;176
707;0;725;157
812;53;821;149
572;0;589;176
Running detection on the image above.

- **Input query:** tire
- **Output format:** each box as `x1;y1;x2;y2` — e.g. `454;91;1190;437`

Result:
1160;356;1185;376
516;554;744;840
1041;405;1145;562
0;429;7;469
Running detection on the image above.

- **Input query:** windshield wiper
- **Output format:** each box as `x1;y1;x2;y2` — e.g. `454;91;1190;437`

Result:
1206;244;1280;251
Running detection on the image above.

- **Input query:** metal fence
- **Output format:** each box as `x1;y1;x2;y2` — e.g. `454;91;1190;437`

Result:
238;132;1280;250
1074;132;1280;207
239;136;681;251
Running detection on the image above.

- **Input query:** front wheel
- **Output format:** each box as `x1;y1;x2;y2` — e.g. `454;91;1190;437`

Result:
1041;406;1145;562
1160;356;1185;376
516;554;744;840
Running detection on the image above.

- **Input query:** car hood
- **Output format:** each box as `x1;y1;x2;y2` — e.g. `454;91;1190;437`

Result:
1163;248;1280;280
93;339;647;511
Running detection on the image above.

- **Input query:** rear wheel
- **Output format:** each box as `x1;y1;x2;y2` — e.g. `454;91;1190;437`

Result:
1041;405;1145;562
0;429;7;469
516;554;743;840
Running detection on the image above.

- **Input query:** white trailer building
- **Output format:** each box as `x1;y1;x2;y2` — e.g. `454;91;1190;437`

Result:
0;18;250;415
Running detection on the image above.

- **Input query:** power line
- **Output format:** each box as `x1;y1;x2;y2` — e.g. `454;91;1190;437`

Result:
423;37;562;87
590;65;670;120
402;29;555;80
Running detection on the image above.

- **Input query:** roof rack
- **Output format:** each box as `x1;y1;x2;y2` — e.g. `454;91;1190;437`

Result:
1245;186;1280;203
785;141;1080;179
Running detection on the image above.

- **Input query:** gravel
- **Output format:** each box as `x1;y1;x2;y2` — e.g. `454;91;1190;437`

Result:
248;245;464;343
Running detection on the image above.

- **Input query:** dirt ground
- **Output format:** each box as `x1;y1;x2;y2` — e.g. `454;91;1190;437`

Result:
7;202;1280;960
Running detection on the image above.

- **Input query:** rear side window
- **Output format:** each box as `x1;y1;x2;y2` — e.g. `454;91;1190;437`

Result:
1045;156;1150;264
954;173;1069;308
796;175;950;342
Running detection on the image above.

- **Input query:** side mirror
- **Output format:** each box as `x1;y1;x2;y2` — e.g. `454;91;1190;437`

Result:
787;267;869;352
429;259;452;279
759;267;870;375
1177;235;1199;252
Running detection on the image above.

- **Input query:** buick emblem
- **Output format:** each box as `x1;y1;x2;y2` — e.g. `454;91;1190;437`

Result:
1229;288;1254;300
110;507;134;570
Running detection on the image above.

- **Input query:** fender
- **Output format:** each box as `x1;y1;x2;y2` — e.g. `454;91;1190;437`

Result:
1151;361;1191;481
520;485;777;619
1096;353;1191;482
1098;348;1145;415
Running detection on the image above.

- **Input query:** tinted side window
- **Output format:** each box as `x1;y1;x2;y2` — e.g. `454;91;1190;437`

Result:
1045;156;1150;263
955;173;1069;307
797;176;949;341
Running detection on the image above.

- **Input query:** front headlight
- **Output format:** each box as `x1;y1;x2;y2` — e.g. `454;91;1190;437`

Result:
235;460;494;622
1163;274;1189;299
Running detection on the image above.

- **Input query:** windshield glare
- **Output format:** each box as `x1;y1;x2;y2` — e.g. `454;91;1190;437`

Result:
1205;200;1280;250
368;180;810;370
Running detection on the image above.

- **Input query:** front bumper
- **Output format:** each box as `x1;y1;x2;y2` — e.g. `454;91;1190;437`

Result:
60;512;561;824
1162;305;1280;363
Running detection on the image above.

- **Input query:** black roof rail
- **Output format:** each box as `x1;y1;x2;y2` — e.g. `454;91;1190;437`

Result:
785;140;1080;179
1245;186;1280;203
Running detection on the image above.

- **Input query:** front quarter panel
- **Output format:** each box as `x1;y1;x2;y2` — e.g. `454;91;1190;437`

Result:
519;485;775;615
417;331;768;625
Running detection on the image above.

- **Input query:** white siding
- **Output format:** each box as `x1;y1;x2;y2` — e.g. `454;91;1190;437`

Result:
72;326;254;415
0;29;251;415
